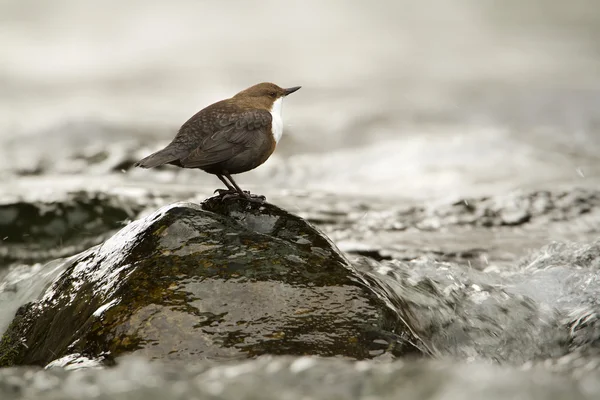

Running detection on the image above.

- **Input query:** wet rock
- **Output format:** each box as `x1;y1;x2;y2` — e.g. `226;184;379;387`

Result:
0;191;148;266
312;189;600;233
0;198;422;367
319;189;600;268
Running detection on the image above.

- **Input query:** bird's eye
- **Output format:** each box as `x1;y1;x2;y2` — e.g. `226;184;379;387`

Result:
269;92;276;97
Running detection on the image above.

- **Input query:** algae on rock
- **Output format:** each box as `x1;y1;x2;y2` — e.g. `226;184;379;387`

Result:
0;197;422;367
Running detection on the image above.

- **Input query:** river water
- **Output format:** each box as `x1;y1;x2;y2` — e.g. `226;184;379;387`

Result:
1;0;600;398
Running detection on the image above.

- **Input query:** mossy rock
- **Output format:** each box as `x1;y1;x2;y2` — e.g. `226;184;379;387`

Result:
0;197;423;366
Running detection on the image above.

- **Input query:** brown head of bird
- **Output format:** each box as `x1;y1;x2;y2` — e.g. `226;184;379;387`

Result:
232;82;301;110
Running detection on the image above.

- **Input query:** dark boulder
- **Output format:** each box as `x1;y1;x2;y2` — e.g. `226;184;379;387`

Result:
0;191;148;266
0;197;423;367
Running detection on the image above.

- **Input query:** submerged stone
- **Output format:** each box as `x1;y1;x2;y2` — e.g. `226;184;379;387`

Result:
0;191;147;266
0;197;422;367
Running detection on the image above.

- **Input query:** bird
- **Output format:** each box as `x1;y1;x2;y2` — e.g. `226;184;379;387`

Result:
134;82;301;201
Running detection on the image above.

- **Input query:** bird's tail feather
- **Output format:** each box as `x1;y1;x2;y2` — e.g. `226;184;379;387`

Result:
134;148;179;168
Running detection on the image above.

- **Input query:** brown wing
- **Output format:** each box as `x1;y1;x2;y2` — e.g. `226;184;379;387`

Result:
178;108;273;168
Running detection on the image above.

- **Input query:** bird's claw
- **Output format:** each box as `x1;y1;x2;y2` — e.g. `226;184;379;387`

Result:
219;193;241;201
244;193;266;203
214;188;236;196
215;188;266;203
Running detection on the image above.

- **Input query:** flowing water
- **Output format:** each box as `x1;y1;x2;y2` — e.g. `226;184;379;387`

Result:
1;0;600;398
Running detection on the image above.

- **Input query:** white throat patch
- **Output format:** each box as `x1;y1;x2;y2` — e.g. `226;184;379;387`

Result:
270;97;284;144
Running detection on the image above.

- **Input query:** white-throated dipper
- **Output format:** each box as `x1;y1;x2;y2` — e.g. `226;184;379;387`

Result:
135;82;301;201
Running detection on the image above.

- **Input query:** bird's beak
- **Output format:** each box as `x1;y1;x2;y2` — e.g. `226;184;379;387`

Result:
283;86;301;96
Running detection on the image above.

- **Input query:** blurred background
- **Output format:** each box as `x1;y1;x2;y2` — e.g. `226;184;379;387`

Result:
1;0;599;201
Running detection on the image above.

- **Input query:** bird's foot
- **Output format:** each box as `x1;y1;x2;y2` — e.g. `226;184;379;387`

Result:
215;188;266;203
242;192;267;203
214;188;237;197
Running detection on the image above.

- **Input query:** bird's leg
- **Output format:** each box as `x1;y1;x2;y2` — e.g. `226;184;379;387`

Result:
224;173;266;202
214;174;237;196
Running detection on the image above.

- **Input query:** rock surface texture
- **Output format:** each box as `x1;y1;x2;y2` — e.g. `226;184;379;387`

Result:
0;198;422;367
